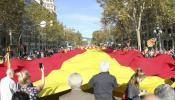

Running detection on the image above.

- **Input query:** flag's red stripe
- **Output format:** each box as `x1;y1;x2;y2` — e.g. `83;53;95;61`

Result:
104;48;175;78
0;48;86;82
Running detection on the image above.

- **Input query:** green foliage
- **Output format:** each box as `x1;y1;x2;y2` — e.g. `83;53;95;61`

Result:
92;30;107;45
45;21;64;41
97;0;175;46
24;3;55;25
64;28;83;45
0;1;83;47
73;32;83;45
0;0;24;31
24;3;83;46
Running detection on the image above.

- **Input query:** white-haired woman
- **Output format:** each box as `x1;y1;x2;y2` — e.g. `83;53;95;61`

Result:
16;67;45;100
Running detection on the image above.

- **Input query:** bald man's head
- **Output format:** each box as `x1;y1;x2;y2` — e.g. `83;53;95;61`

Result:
143;94;159;100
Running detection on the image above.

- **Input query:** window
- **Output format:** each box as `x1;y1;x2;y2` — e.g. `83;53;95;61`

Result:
173;25;175;33
168;40;172;50
50;5;54;9
43;4;46;7
167;28;172;33
162;29;166;33
164;40;167;50
46;4;49;7
0;37;1;44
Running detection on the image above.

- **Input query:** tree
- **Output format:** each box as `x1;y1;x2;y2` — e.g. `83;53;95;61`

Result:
24;3;56;36
97;0;175;50
23;3;67;45
0;0;25;56
24;3;83;47
73;32;83;45
45;22;64;42
92;30;107;45
0;0;24;55
64;28;83;46
0;0;24;32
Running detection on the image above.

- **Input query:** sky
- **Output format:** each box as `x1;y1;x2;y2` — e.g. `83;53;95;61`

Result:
55;0;102;38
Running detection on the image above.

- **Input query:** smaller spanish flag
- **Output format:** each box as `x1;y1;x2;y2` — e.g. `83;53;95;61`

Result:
147;38;156;47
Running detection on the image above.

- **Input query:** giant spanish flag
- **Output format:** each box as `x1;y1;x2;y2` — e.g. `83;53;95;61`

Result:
33;49;175;97
0;48;175;97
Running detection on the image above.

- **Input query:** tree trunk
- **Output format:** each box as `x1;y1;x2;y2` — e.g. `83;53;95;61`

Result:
136;2;145;51
136;12;142;51
136;27;141;51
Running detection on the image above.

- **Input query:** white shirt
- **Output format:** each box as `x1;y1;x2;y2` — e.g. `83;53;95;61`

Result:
0;76;16;100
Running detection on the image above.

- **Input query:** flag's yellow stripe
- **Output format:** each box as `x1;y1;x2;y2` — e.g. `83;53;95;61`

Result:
34;49;175;97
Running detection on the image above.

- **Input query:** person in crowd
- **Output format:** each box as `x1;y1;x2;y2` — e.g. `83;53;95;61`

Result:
12;91;29;100
124;40;132;50
143;47;149;58
59;73;95;100
142;94;159;100
26;55;32;60
88;60;117;100
16;67;45;100
154;84;175;100
40;51;44;58
0;68;16;100
36;51;40;58
169;49;175;57
125;68;146;100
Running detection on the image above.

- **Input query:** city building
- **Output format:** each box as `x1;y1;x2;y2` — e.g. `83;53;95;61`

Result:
42;0;56;13
23;0;57;52
24;0;40;5
0;0;58;56
141;21;175;50
161;23;175;50
24;0;56;13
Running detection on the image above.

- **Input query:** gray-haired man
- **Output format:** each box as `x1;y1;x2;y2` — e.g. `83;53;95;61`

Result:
89;61;117;100
59;73;95;100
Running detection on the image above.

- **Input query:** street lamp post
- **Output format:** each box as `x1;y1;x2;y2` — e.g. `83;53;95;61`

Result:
39;20;46;50
8;30;13;57
108;23;111;46
9;30;12;46
154;26;162;51
64;27;69;48
38;20;53;50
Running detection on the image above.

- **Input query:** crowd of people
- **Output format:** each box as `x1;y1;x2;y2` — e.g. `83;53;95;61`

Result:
0;47;72;62
143;48;175;58
117;40;175;58
0;60;174;100
0;66;45;100
18;48;64;60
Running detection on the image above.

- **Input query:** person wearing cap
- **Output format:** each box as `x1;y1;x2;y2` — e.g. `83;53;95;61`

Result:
0;69;16;100
88;61;117;100
59;73;95;100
